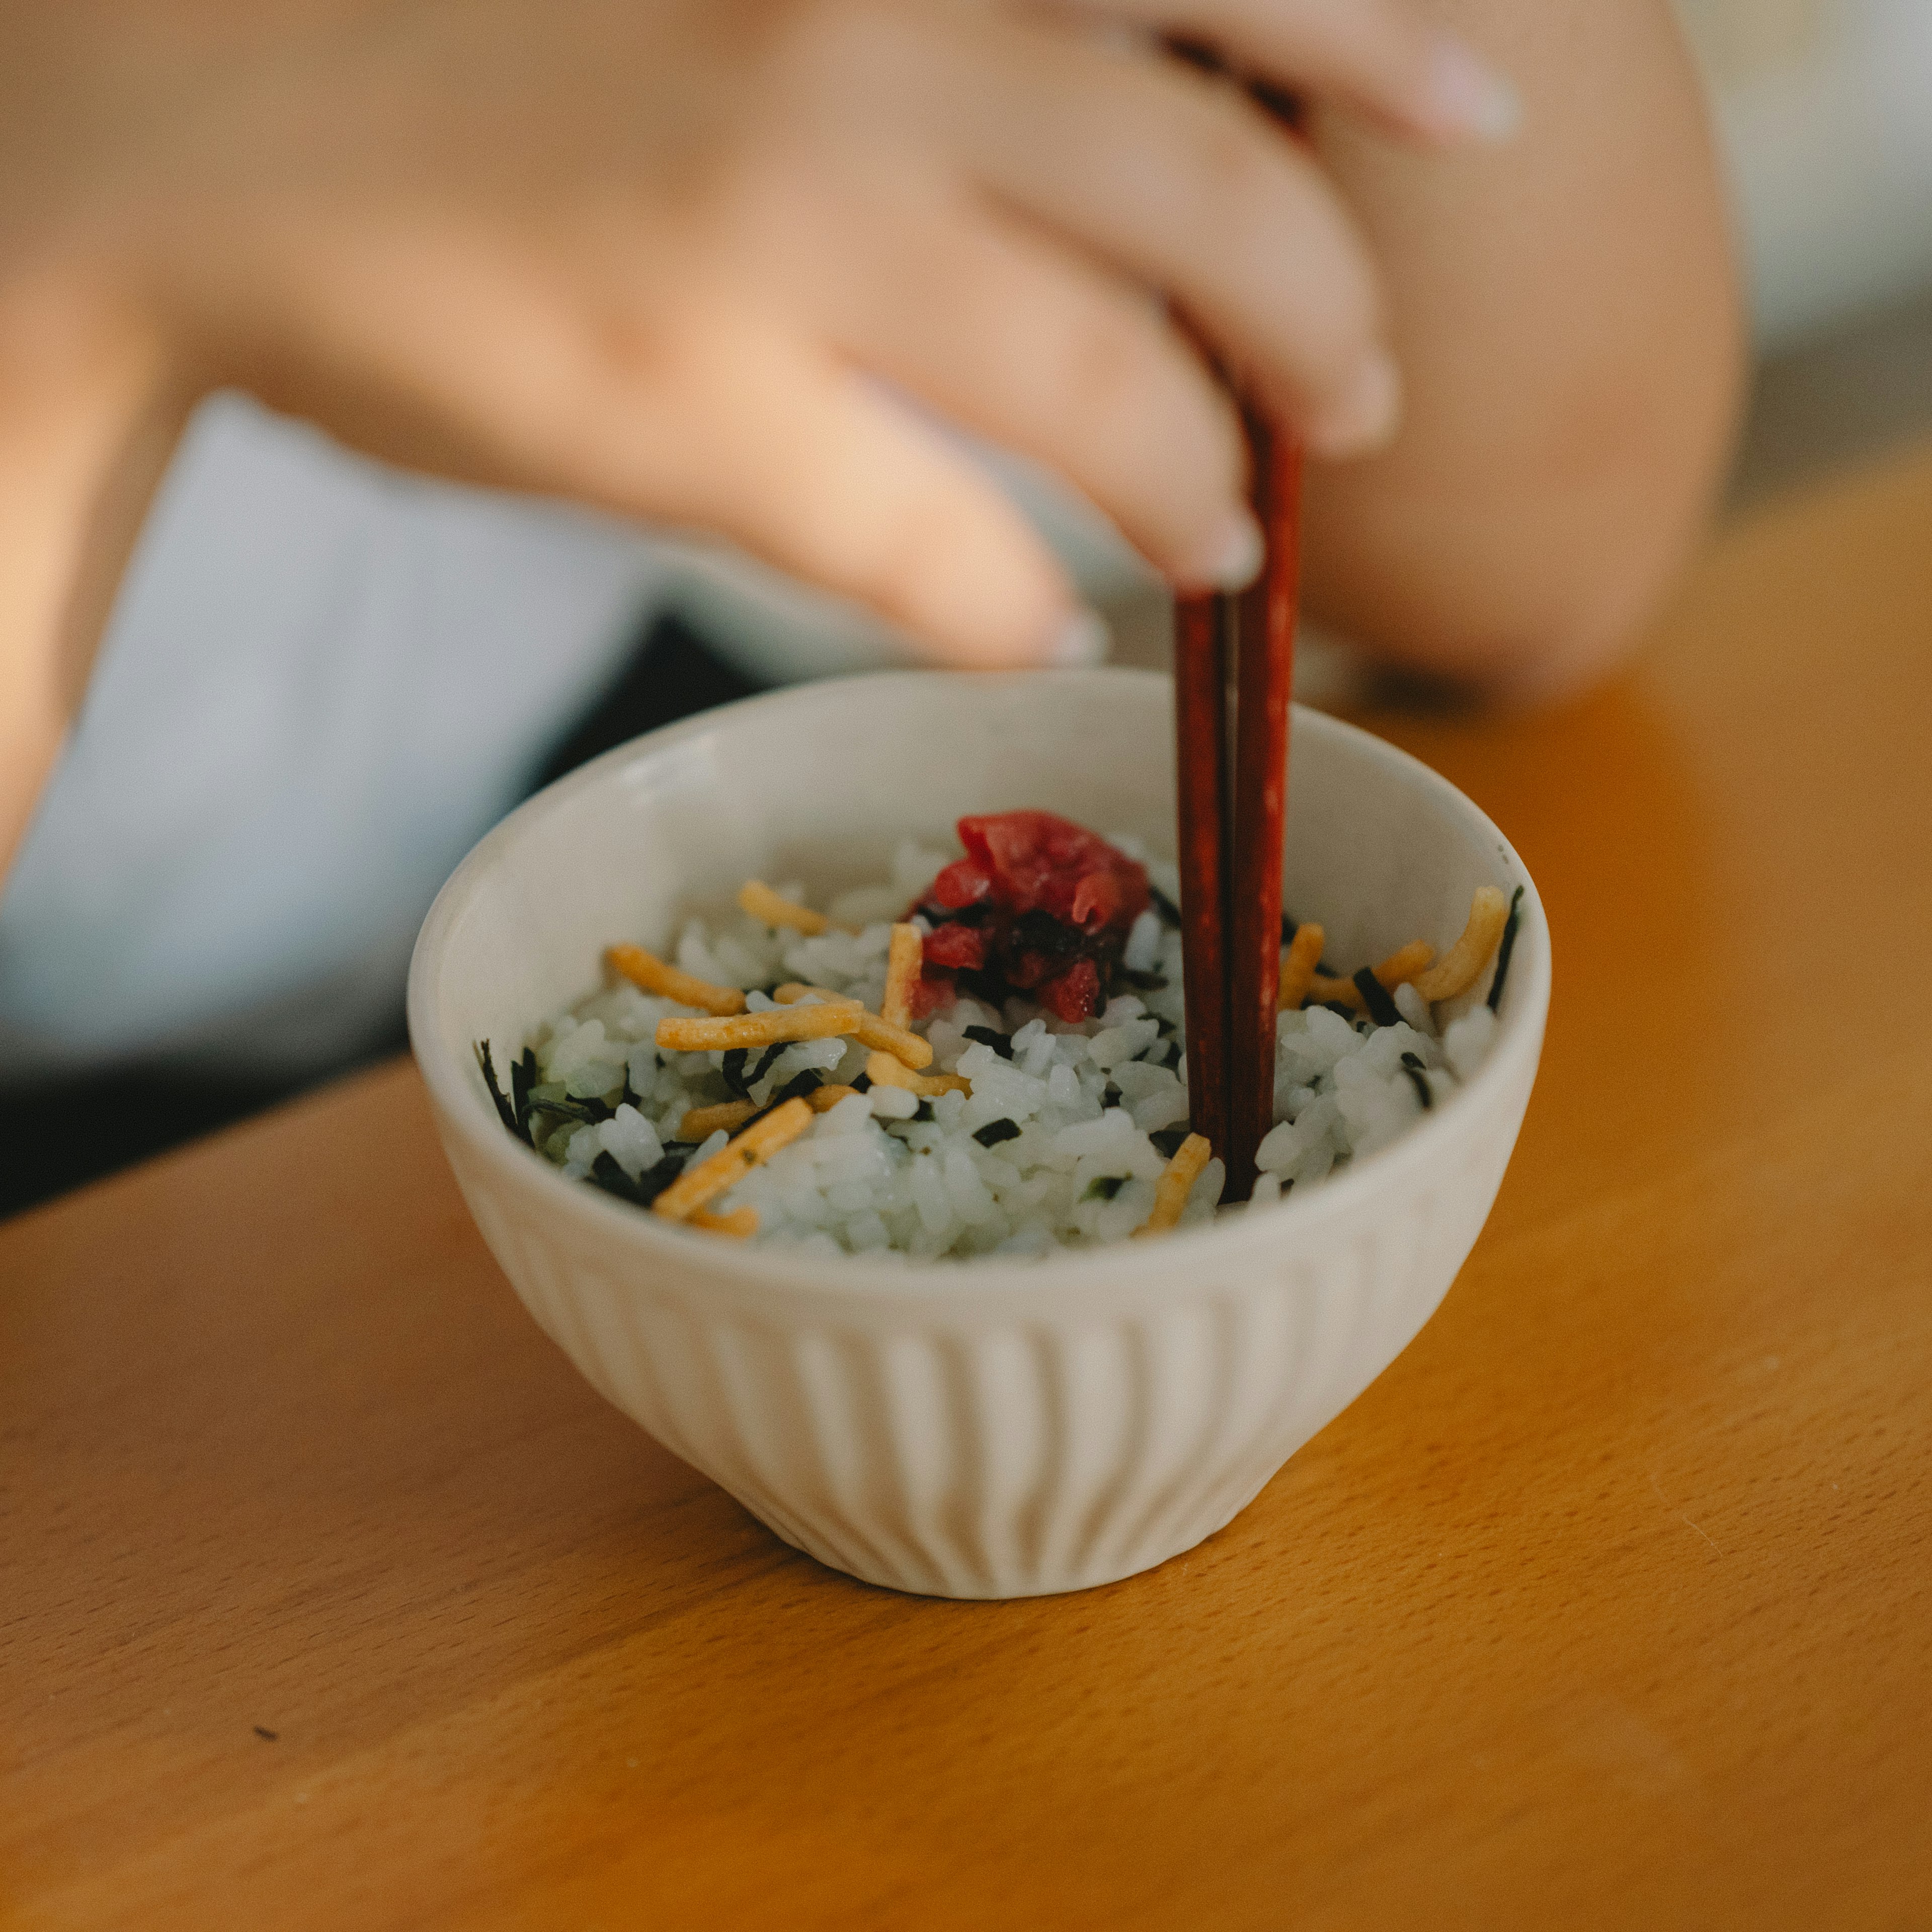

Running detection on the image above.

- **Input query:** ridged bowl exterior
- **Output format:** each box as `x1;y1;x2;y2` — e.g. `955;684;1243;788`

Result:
411;672;1549;1599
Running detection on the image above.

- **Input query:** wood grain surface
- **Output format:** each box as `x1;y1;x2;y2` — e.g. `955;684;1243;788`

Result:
5;446;1931;1930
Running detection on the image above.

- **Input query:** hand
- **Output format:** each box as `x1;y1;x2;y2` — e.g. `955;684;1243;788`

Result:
3;0;1517;677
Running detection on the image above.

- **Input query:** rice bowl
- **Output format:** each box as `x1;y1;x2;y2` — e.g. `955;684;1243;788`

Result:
408;670;1549;1597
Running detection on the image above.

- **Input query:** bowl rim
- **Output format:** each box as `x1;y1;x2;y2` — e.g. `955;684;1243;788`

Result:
408;667;1550;1306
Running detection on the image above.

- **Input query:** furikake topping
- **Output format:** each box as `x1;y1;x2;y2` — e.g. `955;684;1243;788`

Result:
1403;1065;1434;1110
1400;1051;1424;1070
1487;885;1526;1014
1352;968;1404;1028
963;1024;1013;1059
588;1149;687;1208
720;1048;752;1097
1084;1174;1128;1201
475;1040;537;1145
1149;1126;1192;1159
974;1117;1022;1147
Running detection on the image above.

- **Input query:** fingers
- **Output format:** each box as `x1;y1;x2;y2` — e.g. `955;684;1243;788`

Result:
951;20;1400;456
562;317;1099;669
827;190;1262;590
1037;0;1521;147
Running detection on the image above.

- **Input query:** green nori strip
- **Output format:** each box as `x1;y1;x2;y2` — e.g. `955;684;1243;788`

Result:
512;1048;538;1142
974;1117;1022;1147
587;1148;688;1210
731;1069;828;1139
1321;1001;1356;1020
475;1041;525;1141
1084;1174;1128;1201
1149;884;1182;928
1400;1051;1425;1070
963;1025;1013;1059
1010;908;1085;959
1487;886;1526;1013
1117;969;1169;992
529;1094;614;1128
1353;968;1403;1027
913;1100;936;1123
1150;1126;1192;1159
852;1071;873;1094
1403;1065;1434;1110
747;1042;786;1090
720;1048;753;1097
951;968;1012;1009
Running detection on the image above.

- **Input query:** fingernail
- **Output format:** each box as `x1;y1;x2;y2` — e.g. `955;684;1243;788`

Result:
1425;33;1522;144
1183;512;1265;593
1045;608;1110;669
1304;349;1402;459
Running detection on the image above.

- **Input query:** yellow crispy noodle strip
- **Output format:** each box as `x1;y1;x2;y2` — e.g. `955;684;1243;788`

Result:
653;1098;814;1222
880;923;923;1031
1308;939;1436;1012
656;1000;862;1053
607;943;746;1017
771;983;933;1069
1412;886;1511;1003
1275;922;1326;1013
680;1083;861;1142
865;1050;972;1099
1134;1133;1213;1238
679;1098;756;1140
737;880;828;936
689;1205;759;1239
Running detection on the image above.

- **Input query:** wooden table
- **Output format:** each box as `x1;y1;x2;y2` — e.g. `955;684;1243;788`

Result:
7;446;1931;1931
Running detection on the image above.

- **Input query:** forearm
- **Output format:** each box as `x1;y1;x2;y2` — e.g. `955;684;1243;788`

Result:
1302;0;1744;693
0;277;187;874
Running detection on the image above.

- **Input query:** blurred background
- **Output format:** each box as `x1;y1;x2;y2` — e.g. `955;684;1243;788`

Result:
4;0;1930;1214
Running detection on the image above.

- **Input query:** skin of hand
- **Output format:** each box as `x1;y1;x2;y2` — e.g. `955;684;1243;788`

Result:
1299;0;1744;696
0;0;1720;881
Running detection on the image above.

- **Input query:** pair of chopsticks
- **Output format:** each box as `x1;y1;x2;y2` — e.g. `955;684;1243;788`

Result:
1162;49;1306;1202
1175;417;1302;1203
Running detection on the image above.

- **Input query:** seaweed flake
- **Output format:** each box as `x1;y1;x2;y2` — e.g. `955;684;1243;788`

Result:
1321;1001;1356;1020
974;1118;1021;1147
733;1069;828;1138
1117;968;1169;992
1487;886;1526;1013
852;1071;873;1094
529;1095;613;1128
748;1042;786;1089
1400;1051;1424;1070
720;1048;753;1097
1084;1174;1128;1201
913;1101;936;1123
963;1024;1014;1059
474;1041;525;1142
1149;884;1182;928
1103;1083;1123;1109
512;1048;538;1143
1353;969;1403;1028
589;1149;686;1210
1403;1065;1434;1110
1150;1126;1192;1158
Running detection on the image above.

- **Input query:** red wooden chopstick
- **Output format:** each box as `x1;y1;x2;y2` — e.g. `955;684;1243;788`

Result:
1174;427;1300;1200
1166;50;1306;1199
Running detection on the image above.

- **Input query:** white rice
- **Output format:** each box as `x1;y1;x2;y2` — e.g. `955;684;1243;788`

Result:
515;837;1500;1261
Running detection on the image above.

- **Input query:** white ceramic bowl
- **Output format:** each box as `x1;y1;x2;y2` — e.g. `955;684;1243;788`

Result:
409;671;1549;1598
